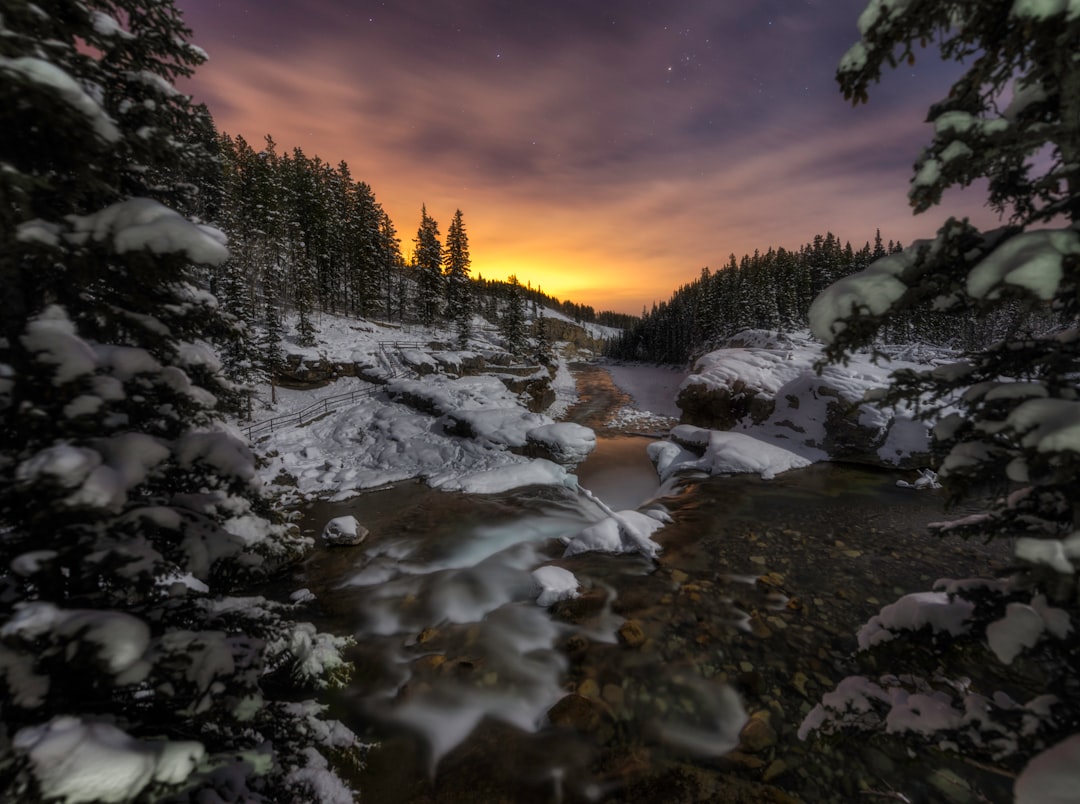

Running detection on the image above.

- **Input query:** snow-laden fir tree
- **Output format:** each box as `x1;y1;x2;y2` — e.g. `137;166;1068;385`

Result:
533;311;554;367
0;2;361;801
803;1;1080;799
413;204;442;326
443;208;473;346
500;274;528;356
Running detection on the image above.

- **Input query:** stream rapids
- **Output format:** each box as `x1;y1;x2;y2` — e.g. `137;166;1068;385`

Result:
288;363;1013;803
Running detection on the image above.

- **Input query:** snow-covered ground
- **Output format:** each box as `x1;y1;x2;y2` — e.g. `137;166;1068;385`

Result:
238;310;590;502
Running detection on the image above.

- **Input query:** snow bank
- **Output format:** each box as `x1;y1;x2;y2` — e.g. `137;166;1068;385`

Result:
432;459;574;494
684;428;811;480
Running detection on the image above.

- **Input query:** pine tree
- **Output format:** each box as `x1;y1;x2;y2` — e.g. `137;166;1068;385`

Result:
444;208;473;346
533;311;554;367
413;204;442;326
805;2;1080;796
500;274;528;355
0;3;358;800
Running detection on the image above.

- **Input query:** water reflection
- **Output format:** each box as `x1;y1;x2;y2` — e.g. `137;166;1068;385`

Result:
575;435;662;512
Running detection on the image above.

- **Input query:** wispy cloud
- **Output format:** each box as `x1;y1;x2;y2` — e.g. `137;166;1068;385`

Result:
177;0;987;313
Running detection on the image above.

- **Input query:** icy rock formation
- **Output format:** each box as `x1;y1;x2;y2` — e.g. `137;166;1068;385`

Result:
676;330;931;469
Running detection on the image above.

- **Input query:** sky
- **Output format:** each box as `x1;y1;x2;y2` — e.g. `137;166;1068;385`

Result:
173;0;995;315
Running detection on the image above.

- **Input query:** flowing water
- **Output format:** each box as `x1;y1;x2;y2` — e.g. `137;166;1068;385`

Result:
290;365;1014;803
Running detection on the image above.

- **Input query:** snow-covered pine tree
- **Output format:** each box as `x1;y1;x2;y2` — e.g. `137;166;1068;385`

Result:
804;2;1080;798
444;208;473;346
0;2;360;801
500;274;528;356
533;311;554;367
413;204;442;326
377;207;403;322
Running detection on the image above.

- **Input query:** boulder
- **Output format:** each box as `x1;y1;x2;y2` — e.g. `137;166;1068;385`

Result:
321;515;368;546
675;331;932;470
525;422;596;465
676;379;775;430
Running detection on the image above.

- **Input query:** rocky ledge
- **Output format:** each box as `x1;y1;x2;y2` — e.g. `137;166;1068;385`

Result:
675;330;932;470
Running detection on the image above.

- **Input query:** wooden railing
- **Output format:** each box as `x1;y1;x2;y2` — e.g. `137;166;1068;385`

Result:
242;340;429;439
242;385;380;439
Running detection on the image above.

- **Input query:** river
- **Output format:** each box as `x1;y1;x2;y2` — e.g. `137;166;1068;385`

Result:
291;363;1013;803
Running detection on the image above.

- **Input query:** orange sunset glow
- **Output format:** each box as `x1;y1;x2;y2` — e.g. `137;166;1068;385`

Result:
173;0;994;314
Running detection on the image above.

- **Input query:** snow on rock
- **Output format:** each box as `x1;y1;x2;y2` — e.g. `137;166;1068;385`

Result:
525;422;596;465
647;440;700;481
431;458;574;494
532;566;581;607
687;429;811;480
451;407;549;449
390;374;521;417
1015;735;1080;804
563;509;667;559
13;716;204;803
239;310;590;498
321;515;367;546
857;592;975;649
676;330;931;469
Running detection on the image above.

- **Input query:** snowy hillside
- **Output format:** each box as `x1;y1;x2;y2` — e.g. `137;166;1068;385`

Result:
235;309;597;501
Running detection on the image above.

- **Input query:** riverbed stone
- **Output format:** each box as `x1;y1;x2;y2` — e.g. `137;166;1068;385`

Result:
577;678;600;699
739;710;778;754
617;619;646;648
547;693;604;732
763;759;789;783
